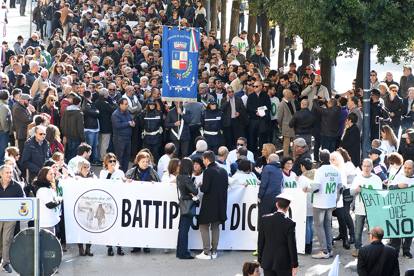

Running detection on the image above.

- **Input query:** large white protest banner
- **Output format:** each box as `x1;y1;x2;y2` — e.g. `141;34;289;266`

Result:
62;179;306;251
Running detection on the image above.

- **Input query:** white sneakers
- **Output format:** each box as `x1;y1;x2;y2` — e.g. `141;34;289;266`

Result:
195;251;218;260
196;252;212;260
311;251;330;259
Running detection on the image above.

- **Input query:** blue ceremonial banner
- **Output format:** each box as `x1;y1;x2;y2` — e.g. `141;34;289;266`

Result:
162;26;200;102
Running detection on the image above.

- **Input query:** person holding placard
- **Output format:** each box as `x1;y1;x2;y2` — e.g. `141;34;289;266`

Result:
350;158;383;257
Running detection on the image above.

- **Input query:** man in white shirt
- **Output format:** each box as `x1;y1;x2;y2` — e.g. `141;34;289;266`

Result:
311;150;342;259
230;31;248;57
350;158;383;257
68;143;91;175
388;160;414;259
226;137;254;164
157;143;175;179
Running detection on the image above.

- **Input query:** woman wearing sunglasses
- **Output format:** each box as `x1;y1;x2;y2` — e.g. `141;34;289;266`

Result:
99;153;125;256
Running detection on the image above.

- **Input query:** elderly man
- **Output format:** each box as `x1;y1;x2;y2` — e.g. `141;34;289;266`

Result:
357;227;399;276
277;89;296;156
0;164;24;273
95;88;116;161
12;93;35;154
291;138;311;176
388;160;414;259
258;154;283;222
122;85;142;158
350;158;383;257
20;125;50;181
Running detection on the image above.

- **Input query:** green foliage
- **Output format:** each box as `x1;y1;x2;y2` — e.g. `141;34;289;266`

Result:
260;0;414;63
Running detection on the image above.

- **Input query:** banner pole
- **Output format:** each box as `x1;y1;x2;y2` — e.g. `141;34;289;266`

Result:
34;198;40;276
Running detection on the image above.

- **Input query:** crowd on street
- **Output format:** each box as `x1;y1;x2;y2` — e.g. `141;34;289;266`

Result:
0;0;413;275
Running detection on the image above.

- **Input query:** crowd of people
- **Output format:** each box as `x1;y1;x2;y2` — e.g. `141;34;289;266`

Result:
0;0;413;274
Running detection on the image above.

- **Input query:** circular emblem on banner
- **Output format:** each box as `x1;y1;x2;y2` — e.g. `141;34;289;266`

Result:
74;189;118;233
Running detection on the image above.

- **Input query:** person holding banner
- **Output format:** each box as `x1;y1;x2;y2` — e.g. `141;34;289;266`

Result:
350;158;383;257
388;160;414;259
126;151;160;254
176;158;198;259
99;153;125;257
165;102;191;158
75;160;96;257
0;164;24;274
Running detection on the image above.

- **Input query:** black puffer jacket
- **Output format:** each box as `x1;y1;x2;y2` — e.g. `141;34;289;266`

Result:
289;108;315;135
313;100;341;137
83;99;100;130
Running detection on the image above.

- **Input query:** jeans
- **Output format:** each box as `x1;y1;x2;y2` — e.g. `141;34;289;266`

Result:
0;131;9;165
354;214;366;249
46;20;52;38
85;131;99;163
19;0;26;15
99;133;111;161
306;216;314;245
199;222;220;254
113;135;131;173
270;28;276;48
176;215;192;258
321;135;337;152
313;207;334;252
65;139;80;163
239;14;244;32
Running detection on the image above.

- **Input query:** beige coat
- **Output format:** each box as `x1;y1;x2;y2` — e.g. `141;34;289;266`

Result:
276;99;296;138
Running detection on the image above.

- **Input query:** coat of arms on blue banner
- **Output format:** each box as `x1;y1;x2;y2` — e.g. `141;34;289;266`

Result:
162;26;200;102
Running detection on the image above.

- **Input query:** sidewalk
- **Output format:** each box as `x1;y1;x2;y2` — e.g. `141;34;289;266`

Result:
4;1;35;44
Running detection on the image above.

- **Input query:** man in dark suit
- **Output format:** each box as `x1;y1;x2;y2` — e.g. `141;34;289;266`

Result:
221;86;248;150
357;226;399;276
258;192;299;276
196;151;229;260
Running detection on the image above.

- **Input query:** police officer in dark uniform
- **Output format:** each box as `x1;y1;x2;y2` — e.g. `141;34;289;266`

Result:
258;192;299;276
140;99;163;162
201;99;223;154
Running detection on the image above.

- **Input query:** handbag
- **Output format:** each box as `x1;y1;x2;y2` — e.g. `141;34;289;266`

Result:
176;183;196;217
179;199;196;217
342;188;354;203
